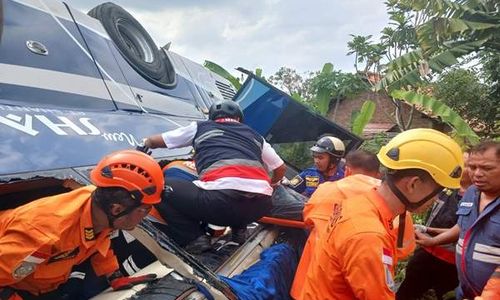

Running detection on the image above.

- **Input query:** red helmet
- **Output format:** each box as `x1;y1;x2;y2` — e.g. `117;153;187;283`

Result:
90;150;164;205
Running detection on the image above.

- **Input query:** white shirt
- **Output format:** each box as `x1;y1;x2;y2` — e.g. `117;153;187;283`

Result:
161;121;284;195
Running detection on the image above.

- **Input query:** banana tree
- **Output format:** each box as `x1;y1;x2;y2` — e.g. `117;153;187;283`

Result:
379;0;500;91
351;100;376;136
203;60;242;90
391;89;479;144
204;61;268;91
375;0;499;139
315;63;334;115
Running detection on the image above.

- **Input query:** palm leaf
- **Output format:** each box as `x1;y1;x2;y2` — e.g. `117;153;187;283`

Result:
391;90;479;144
408;0;495;19
417;17;499;55
378;39;488;91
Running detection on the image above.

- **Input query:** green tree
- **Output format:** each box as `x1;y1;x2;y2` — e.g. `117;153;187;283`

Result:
309;67;369;118
379;0;500;91
381;2;420;61
433;68;498;136
348;2;423;131
347;35;374;73
374;0;500;143
479;51;500;139
267;67;314;100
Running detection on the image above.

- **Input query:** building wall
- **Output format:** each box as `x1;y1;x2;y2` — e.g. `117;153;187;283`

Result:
327;91;442;132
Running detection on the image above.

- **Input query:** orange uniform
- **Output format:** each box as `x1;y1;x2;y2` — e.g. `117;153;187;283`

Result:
291;176;415;299
300;189;401;300
0;186;118;295
475;266;500;300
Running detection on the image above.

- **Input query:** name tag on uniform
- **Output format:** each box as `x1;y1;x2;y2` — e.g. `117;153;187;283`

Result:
305;176;319;187
460;202;473;207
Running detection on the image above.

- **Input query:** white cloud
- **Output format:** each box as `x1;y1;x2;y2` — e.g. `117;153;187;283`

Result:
68;0;389;77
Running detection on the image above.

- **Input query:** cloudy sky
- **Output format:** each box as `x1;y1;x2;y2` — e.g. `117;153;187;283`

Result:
68;0;389;77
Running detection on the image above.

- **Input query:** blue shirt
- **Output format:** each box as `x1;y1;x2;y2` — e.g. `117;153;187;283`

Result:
455;185;500;299
289;166;344;197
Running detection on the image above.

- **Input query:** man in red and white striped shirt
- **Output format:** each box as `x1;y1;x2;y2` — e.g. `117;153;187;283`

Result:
143;101;286;252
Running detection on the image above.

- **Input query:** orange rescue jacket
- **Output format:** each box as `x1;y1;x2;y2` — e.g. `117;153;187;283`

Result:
475;266;500;300
0;186;118;295
291;176;415;299
300;189;401;300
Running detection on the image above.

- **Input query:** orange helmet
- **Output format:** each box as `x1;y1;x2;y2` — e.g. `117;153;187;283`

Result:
90;150;164;205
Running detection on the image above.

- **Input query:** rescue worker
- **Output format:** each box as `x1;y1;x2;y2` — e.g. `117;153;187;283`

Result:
143;100;286;252
111;159;198;277
416;140;500;300
0;150;164;299
397;151;472;300
291;149;415;299
474;266;500;300
291;149;381;299
289;135;345;197
300;128;464;300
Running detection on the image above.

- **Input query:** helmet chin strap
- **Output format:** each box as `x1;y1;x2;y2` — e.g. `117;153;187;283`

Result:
327;156;340;170
105;204;140;229
92;189;142;229
386;174;443;247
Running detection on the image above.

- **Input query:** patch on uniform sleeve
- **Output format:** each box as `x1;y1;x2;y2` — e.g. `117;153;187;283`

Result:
382;248;396;292
384;264;397;292
84;228;96;241
13;251;49;279
289;175;303;188
382;248;393;266
305;176;319;188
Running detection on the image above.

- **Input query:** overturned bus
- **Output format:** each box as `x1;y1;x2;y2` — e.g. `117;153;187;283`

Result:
0;1;362;299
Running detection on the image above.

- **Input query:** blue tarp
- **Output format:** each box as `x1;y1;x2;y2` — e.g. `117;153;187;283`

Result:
220;243;297;300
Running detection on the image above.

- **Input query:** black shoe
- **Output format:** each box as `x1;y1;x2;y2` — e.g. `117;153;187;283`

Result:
184;234;212;254
231;228;247;245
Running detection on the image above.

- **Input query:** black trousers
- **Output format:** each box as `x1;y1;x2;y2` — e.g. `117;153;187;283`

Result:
397;247;459;300
155;179;272;246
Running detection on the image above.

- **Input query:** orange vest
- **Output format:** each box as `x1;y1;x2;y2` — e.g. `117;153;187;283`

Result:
0;186;118;295
475;266;500;300
291;176;415;299
299;189;402;300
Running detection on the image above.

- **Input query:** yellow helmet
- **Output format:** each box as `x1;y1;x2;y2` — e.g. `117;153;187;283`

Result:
377;128;464;189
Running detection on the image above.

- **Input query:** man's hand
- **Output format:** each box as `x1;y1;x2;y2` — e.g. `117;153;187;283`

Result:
110;274;158;291
136;139;152;155
415;231;436;247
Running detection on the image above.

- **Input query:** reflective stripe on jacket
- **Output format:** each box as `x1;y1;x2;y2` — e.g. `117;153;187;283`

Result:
291;175;415;300
0;186;117;295
193;120;272;194
300;189;399;300
455;186;500;299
